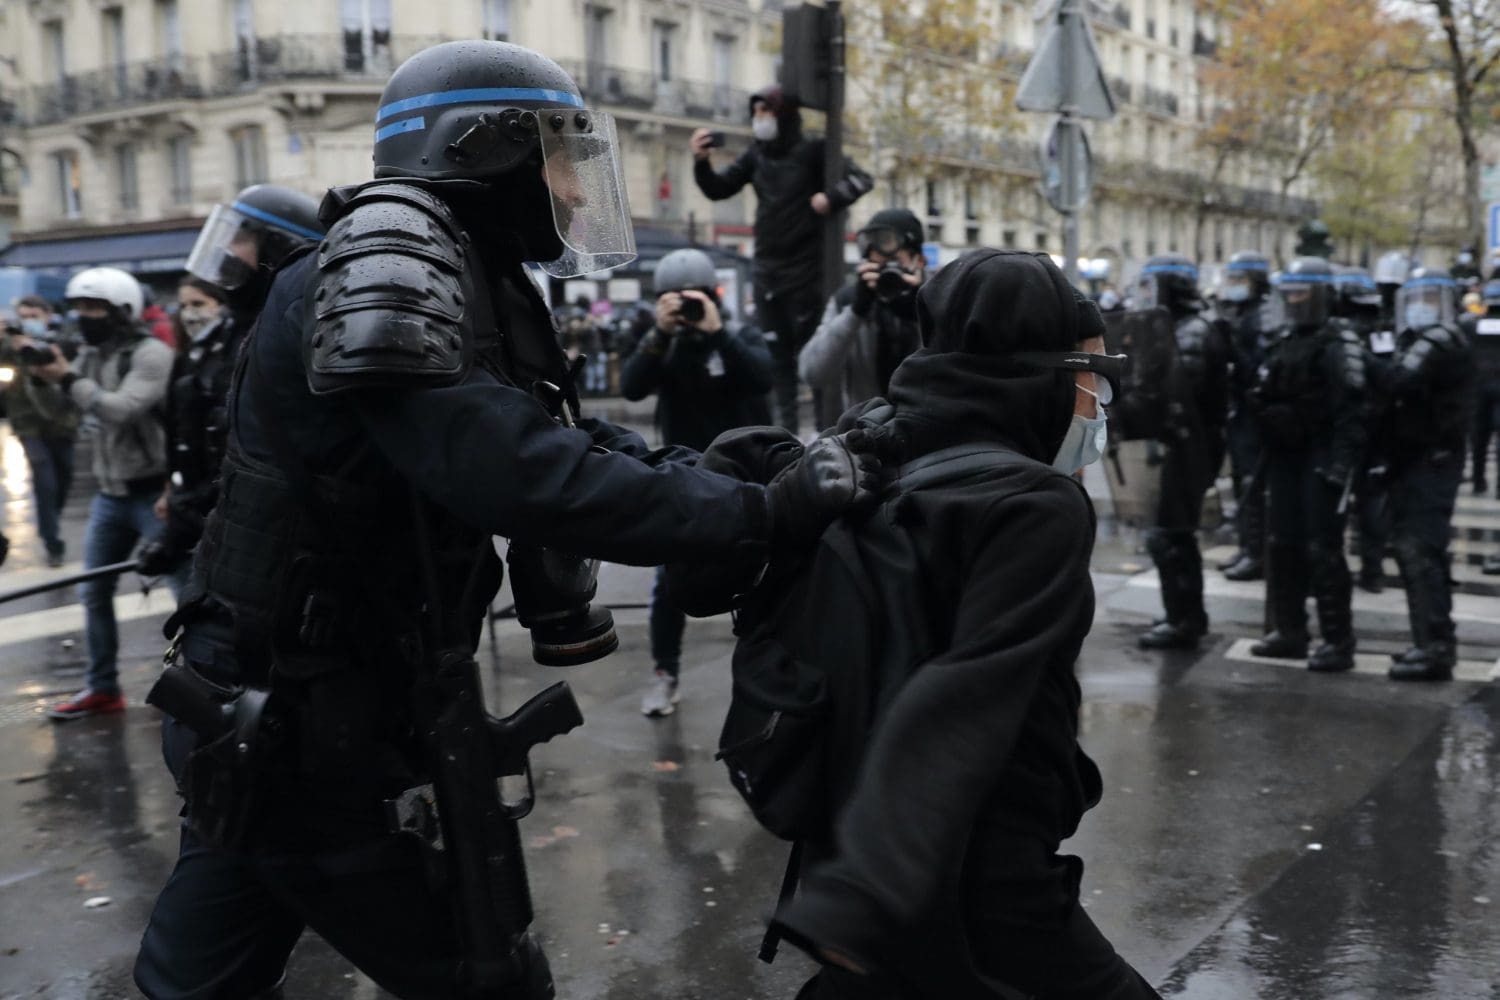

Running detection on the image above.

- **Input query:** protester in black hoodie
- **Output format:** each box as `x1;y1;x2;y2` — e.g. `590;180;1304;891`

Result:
691;85;874;433
767;250;1158;998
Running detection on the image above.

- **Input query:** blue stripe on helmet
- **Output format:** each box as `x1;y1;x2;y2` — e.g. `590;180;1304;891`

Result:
1274;272;1333;284
1143;263;1199;278
1403;276;1458;288
375;116;427;143
230;201;324;242
1226;259;1269;272
376;87;584;123
1334;275;1377;289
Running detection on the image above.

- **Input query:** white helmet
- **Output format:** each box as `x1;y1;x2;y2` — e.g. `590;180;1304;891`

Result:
65;267;144;319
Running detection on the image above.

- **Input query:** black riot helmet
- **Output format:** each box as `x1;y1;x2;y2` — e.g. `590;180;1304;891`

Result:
1134;254;1200;313
1271;256;1335;330
185;184;324;294
1220;250;1271;304
653;248;718;299
1296;218;1334;259
371;40;635;277
1332;265;1382;317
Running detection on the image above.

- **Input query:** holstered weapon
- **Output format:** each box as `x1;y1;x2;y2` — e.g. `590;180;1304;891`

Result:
146;642;277;849
394;490;583;998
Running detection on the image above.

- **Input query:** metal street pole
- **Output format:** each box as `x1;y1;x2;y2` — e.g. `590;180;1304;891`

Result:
1059;0;1080;285
823;0;847;302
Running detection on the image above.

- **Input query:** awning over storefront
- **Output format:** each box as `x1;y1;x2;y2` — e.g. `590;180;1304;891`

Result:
0;228;202;275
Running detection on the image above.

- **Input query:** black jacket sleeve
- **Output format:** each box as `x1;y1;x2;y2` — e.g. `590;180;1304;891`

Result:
694;148;756;201
773;476;1097;965
348;367;768;567
812;139;874;211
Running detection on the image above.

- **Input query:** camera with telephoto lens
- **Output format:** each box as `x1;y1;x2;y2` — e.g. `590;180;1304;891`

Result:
876;261;911;298
678;296;706;325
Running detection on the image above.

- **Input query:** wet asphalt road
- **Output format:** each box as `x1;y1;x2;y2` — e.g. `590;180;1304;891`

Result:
1;417;1498;999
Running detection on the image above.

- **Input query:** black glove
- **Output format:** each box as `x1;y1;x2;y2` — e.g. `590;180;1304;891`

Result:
765;432;883;548
135;537;188;577
851;277;876;319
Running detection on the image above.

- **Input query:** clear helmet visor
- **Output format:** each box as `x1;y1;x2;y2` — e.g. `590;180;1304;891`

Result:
1395;281;1456;330
184;204;264;290
1133;275;1159;310
536;109;636;279
1270;280;1330;328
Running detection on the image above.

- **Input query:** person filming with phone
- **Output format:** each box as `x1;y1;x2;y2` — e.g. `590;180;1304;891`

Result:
691;85;873;433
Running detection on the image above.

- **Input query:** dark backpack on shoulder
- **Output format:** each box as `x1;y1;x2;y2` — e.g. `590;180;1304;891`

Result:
715;443;1042;842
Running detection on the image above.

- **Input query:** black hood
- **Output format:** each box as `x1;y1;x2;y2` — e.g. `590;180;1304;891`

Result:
886;249;1102;464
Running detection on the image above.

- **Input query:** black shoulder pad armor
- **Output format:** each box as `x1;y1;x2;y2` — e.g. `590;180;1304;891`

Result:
306;181;475;395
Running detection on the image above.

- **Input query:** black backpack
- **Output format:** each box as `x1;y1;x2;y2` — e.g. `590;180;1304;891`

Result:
716;443;1041;842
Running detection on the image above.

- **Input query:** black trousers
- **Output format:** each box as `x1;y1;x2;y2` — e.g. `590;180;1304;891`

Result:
1391;449;1463;649
1145;435;1224;628
135;627;549;1000
1471;382;1500;483
756;280;827;434
1265;449;1353;642
1224;409;1265;561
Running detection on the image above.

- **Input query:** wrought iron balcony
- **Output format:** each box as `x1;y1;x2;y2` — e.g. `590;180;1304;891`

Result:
1141;85;1180;117
25;57;203;125
560;60;752;122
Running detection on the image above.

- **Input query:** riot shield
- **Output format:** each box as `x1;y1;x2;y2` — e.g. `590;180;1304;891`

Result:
1103;307;1178;441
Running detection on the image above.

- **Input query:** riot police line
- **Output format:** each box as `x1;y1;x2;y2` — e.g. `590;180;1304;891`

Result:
1105;247;1477;683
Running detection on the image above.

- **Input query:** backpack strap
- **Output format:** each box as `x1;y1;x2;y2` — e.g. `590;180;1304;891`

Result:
894;443;1044;494
757;840;805;964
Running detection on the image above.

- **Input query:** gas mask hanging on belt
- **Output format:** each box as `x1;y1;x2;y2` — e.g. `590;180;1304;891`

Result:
505;380;618;666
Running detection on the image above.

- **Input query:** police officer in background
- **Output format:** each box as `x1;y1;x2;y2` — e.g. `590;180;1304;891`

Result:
135;184;325;577
1333;264;1392;593
1383;269;1474;681
1215;251;1272;581
134;41;869;999
620;247;773;717
1135;255;1232;650
1249;258;1370;673
1467;279;1500;496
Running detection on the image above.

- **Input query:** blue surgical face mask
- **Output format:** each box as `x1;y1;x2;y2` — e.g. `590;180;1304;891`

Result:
1052;387;1108;473
1405;303;1440;330
752;117;779;142
1220;284;1251;303
19;318;48;336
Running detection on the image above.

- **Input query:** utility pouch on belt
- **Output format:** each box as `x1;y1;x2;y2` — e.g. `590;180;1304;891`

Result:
148;642;279;849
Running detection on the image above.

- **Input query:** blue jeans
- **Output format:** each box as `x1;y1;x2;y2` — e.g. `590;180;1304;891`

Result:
20;435;75;554
649;565;685;678
80;488;182;696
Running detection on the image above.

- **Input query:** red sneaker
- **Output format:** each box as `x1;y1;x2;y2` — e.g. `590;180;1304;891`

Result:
47;690;126;721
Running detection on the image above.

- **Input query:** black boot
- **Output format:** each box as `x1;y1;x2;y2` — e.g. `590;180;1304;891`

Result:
1251;631;1309;658
1217;551;1244;572
1356;568;1384;594
1309;545;1356;673
1253;544;1309;657
1391;540;1457;681
1140;529;1208;650
1389;644;1456;681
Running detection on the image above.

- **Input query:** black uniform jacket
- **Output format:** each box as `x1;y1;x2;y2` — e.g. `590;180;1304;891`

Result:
241;253;770;569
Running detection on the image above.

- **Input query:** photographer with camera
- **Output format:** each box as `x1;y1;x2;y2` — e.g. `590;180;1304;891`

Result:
621;248;773;717
799;210;926;428
1;295;81;567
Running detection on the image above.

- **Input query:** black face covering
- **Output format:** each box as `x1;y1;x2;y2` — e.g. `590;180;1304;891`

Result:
78;315;119;346
225;266;273;316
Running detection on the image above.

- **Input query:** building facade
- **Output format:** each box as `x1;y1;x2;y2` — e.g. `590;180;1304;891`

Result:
0;0;1314;297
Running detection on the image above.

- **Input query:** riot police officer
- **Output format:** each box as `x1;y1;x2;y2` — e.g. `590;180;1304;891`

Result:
1468;278;1500;497
1384;269;1475;680
1216;250;1272;581
135;184;326;576
134;41;868;1000
1249;257;1370;672
1333;264;1392;593
1134;255;1231;650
